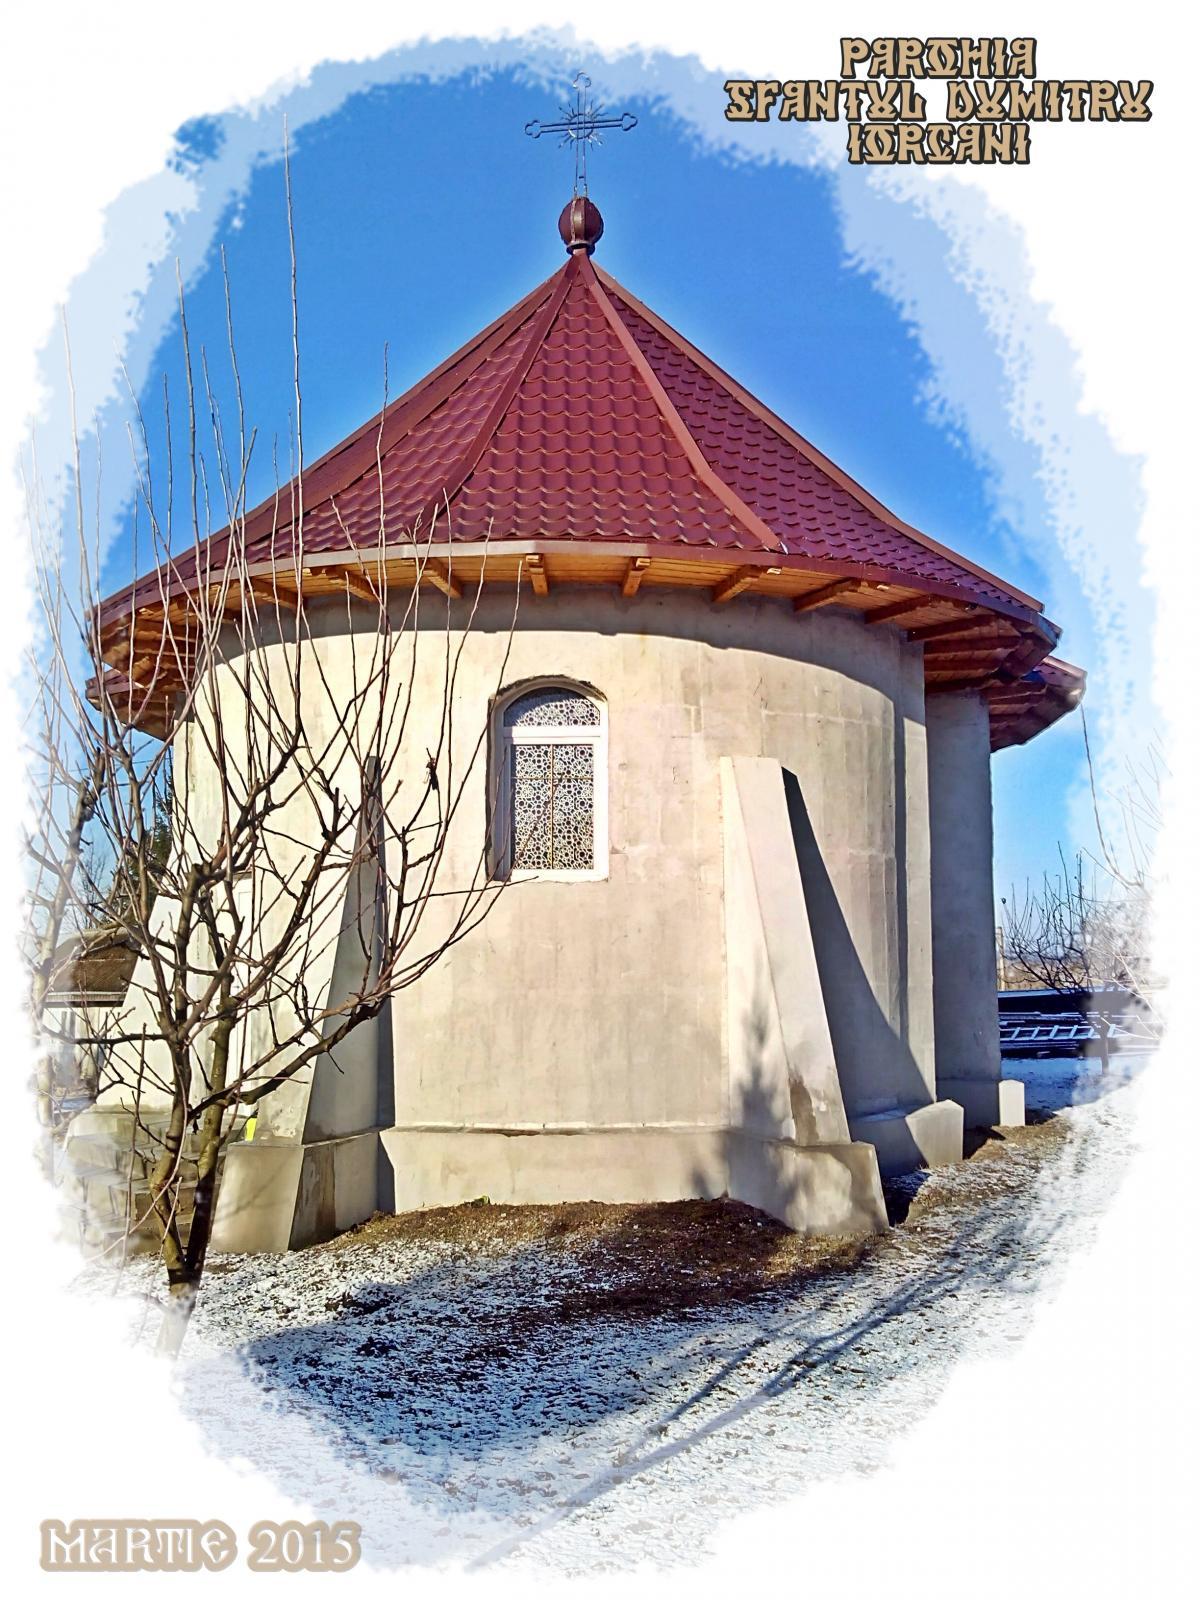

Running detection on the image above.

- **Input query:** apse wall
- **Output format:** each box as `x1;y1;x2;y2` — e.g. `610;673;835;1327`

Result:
258;584;941;1135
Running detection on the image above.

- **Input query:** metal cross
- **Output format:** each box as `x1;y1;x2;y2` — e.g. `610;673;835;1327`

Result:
524;72;638;196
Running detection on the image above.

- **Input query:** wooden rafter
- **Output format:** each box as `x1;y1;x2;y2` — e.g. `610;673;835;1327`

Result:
907;611;993;642
524;554;550;597
920;636;1008;658
422;559;462;600
711;564;781;604
792;577;868;615
926;671;997;695
202;585;251;625
312;565;380;604
620;557;652;598
246;576;304;612
863;593;936;626
129;640;192;675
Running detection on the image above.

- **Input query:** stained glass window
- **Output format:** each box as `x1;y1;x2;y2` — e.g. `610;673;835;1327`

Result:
500;687;603;875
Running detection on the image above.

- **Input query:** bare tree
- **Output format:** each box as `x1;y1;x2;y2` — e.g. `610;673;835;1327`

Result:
22;336;113;1152
1001;849;1145;984
1000;712;1162;1066
24;145;517;1353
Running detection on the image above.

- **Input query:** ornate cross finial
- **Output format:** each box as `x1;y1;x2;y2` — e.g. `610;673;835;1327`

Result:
524;72;638;197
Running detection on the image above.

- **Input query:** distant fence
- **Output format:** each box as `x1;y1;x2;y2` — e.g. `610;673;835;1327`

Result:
997;986;1159;1058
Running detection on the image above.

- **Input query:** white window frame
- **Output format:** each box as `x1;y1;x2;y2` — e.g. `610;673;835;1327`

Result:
493;681;608;883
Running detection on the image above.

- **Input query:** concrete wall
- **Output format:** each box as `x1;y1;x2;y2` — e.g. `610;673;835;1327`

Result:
926;691;1023;1128
312;586;937;1133
211;1129;384;1254
721;755;850;1144
103;584;961;1243
381;1125;888;1238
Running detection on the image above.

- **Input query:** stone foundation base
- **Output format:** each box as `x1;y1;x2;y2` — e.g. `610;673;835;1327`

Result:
211;1128;385;1254
379;1125;888;1238
847;1099;964;1179
58;1102;209;1256
939;1077;1026;1130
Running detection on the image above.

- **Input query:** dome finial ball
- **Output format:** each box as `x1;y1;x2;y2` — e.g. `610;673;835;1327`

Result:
558;196;604;255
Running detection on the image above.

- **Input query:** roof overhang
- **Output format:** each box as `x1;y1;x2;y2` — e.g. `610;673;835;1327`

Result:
89;538;1079;751
88;220;1082;754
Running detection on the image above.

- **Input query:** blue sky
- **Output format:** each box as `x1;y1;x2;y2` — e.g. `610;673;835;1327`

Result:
102;64;1100;902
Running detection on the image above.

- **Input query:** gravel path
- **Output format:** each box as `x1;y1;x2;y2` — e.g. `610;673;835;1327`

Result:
84;1056;1142;1573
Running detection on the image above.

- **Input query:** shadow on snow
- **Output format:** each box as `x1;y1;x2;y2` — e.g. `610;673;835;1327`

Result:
176;1146;1080;1570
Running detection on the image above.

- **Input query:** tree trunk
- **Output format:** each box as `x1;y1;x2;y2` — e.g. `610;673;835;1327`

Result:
156;1273;200;1357
145;1074;192;1351
154;1021;233;1358
154;1120;225;1357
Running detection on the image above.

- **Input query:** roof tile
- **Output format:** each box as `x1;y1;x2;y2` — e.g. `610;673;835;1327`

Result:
106;238;1045;623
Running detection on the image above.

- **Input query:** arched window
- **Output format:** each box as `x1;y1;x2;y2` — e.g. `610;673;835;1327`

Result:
494;684;607;879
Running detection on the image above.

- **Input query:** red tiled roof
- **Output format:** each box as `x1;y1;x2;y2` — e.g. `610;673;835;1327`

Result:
601;270;1026;607
141;240;1042;618
94;208;1084;753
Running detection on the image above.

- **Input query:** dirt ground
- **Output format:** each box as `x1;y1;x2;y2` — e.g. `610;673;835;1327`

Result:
316;1111;1069;1321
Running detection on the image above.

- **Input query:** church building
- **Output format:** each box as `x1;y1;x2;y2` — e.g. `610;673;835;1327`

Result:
86;195;1084;1251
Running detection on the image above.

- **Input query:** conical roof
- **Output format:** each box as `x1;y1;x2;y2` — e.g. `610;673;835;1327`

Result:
95;199;1083;748
229;241;1036;611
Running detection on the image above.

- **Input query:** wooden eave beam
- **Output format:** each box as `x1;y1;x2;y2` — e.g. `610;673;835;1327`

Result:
620;557;652;598
190;585;256;627
111;630;192;675
864;593;938;626
711;564;781;604
126;618;175;651
524;555;550;597
421;559;462;600
312;565;381;604
130;581;301;635
907;611;994;642
155;589;261;630
143;641;180;680
920;636;1008;658
246;577;304;612
921;655;1001;677
793;577;872;614
128;654;163;683
341;569;382;604
925;672;997;695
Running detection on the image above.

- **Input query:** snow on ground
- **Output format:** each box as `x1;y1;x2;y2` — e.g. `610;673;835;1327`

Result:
80;1056;1145;1574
